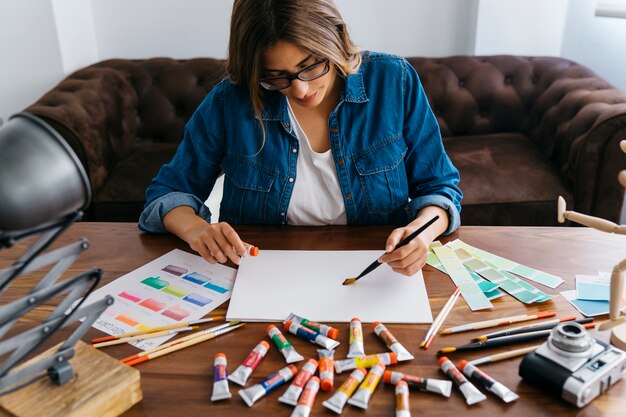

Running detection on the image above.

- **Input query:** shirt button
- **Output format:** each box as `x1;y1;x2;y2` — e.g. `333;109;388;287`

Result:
288;177;294;183
284;123;290;130
292;148;297;153
280;212;285;216
346;194;352;200
281;221;286;225
331;127;339;134
337;158;344;165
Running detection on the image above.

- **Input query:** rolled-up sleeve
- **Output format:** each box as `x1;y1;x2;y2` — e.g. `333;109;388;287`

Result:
401;59;462;234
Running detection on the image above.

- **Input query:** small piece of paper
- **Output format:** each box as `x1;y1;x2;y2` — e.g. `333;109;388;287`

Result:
561;289;626;317
576;273;611;301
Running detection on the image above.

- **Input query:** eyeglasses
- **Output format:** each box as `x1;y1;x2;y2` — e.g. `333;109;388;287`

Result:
259;59;330;91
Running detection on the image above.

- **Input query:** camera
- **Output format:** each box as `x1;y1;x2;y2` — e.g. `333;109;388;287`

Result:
519;322;626;407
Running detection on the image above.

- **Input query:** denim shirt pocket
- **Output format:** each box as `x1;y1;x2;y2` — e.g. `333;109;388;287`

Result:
353;136;409;214
221;156;275;223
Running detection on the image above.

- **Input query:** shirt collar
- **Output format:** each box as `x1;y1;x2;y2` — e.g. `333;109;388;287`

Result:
259;66;369;121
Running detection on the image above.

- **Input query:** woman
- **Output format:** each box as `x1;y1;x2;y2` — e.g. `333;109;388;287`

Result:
139;0;462;276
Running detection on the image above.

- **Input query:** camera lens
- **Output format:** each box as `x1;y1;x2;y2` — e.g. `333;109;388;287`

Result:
550;322;593;353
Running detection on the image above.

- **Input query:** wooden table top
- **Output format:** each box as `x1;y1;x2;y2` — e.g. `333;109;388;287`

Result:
1;223;625;417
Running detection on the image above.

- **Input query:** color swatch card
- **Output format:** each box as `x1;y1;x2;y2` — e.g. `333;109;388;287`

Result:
430;246;493;311
81;249;236;350
576;273;611;301
227;250;433;323
561;289;626;317
447;239;564;289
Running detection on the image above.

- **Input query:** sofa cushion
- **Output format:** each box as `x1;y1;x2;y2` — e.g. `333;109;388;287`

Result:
93;142;178;220
445;133;574;225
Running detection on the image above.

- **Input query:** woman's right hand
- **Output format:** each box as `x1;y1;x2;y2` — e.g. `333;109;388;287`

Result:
186;222;247;265
163;206;246;265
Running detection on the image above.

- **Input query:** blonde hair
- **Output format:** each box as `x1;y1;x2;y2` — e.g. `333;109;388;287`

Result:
226;0;361;152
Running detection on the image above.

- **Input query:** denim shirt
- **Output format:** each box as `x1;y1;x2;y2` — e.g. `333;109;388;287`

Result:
139;51;462;233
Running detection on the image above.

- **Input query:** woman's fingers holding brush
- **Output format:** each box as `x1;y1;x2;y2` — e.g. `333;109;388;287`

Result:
379;228;429;276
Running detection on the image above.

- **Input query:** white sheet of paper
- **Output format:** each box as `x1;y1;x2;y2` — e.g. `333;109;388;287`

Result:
227;250;432;323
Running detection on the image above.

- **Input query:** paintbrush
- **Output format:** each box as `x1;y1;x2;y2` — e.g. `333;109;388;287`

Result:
342;214;439;286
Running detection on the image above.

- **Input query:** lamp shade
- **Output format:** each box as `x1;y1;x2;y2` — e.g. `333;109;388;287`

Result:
0;113;91;231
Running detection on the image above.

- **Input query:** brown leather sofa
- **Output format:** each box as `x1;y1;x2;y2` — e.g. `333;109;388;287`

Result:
25;56;626;225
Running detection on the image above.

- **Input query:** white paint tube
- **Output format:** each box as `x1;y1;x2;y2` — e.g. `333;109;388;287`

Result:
285;313;339;339
438;356;486;405
322;368;367;414
238;365;297;407
284;320;340;350
335;352;398;373
372;322;414;361
395;380;411;417
347;317;365;358
347;362;386;409
210;353;231;401
278;358;318;406
383;370;452;397
458;360;519;403
267;324;304;363
227;340;269;386
289;377;320;417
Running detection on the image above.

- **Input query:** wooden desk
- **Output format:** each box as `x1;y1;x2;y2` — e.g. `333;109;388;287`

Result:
1;223;624;416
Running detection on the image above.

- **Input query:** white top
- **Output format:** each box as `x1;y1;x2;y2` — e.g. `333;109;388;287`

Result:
286;100;347;226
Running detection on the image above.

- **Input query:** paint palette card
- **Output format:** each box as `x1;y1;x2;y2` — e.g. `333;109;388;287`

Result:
561;290;626;317
81;249;236;350
576;273;611;301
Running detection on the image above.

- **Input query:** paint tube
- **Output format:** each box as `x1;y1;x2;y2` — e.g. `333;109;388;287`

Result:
211;353;231;401
438;356;486;405
239;365;297;407
335;352;398;373
290;376;320;417
284;320;340;350
458;360;519;403
228;340;270;386
347;317;365;358
372;322;414;361
285;313;339;339
317;349;335;391
347;362;385;409
278;358;318;406
395;380;411;417
383;370;452;397
267;324;304;363
322;368;367;414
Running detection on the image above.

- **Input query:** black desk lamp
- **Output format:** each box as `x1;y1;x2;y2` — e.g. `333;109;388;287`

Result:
0;114;141;416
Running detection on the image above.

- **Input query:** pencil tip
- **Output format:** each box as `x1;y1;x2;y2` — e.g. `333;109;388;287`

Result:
438;347;456;354
419;341;426;348
439;330;451;335
342;278;356;286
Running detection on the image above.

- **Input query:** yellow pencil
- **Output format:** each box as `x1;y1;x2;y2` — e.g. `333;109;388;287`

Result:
91;315;224;343
124;323;246;366
92;326;198;348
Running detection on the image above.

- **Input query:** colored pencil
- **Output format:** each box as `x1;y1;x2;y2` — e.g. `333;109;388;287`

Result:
342;215;439;286
91;316;224;343
438;322;595;354
468;345;541;366
124;323;246;366
472;317;593;341
439;311;556;334
420;286;461;349
92;326;198;348
120;322;235;363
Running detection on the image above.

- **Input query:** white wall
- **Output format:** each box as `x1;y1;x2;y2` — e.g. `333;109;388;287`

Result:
2;0;626;124
0;0;65;126
475;0;569;56
561;0;626;91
